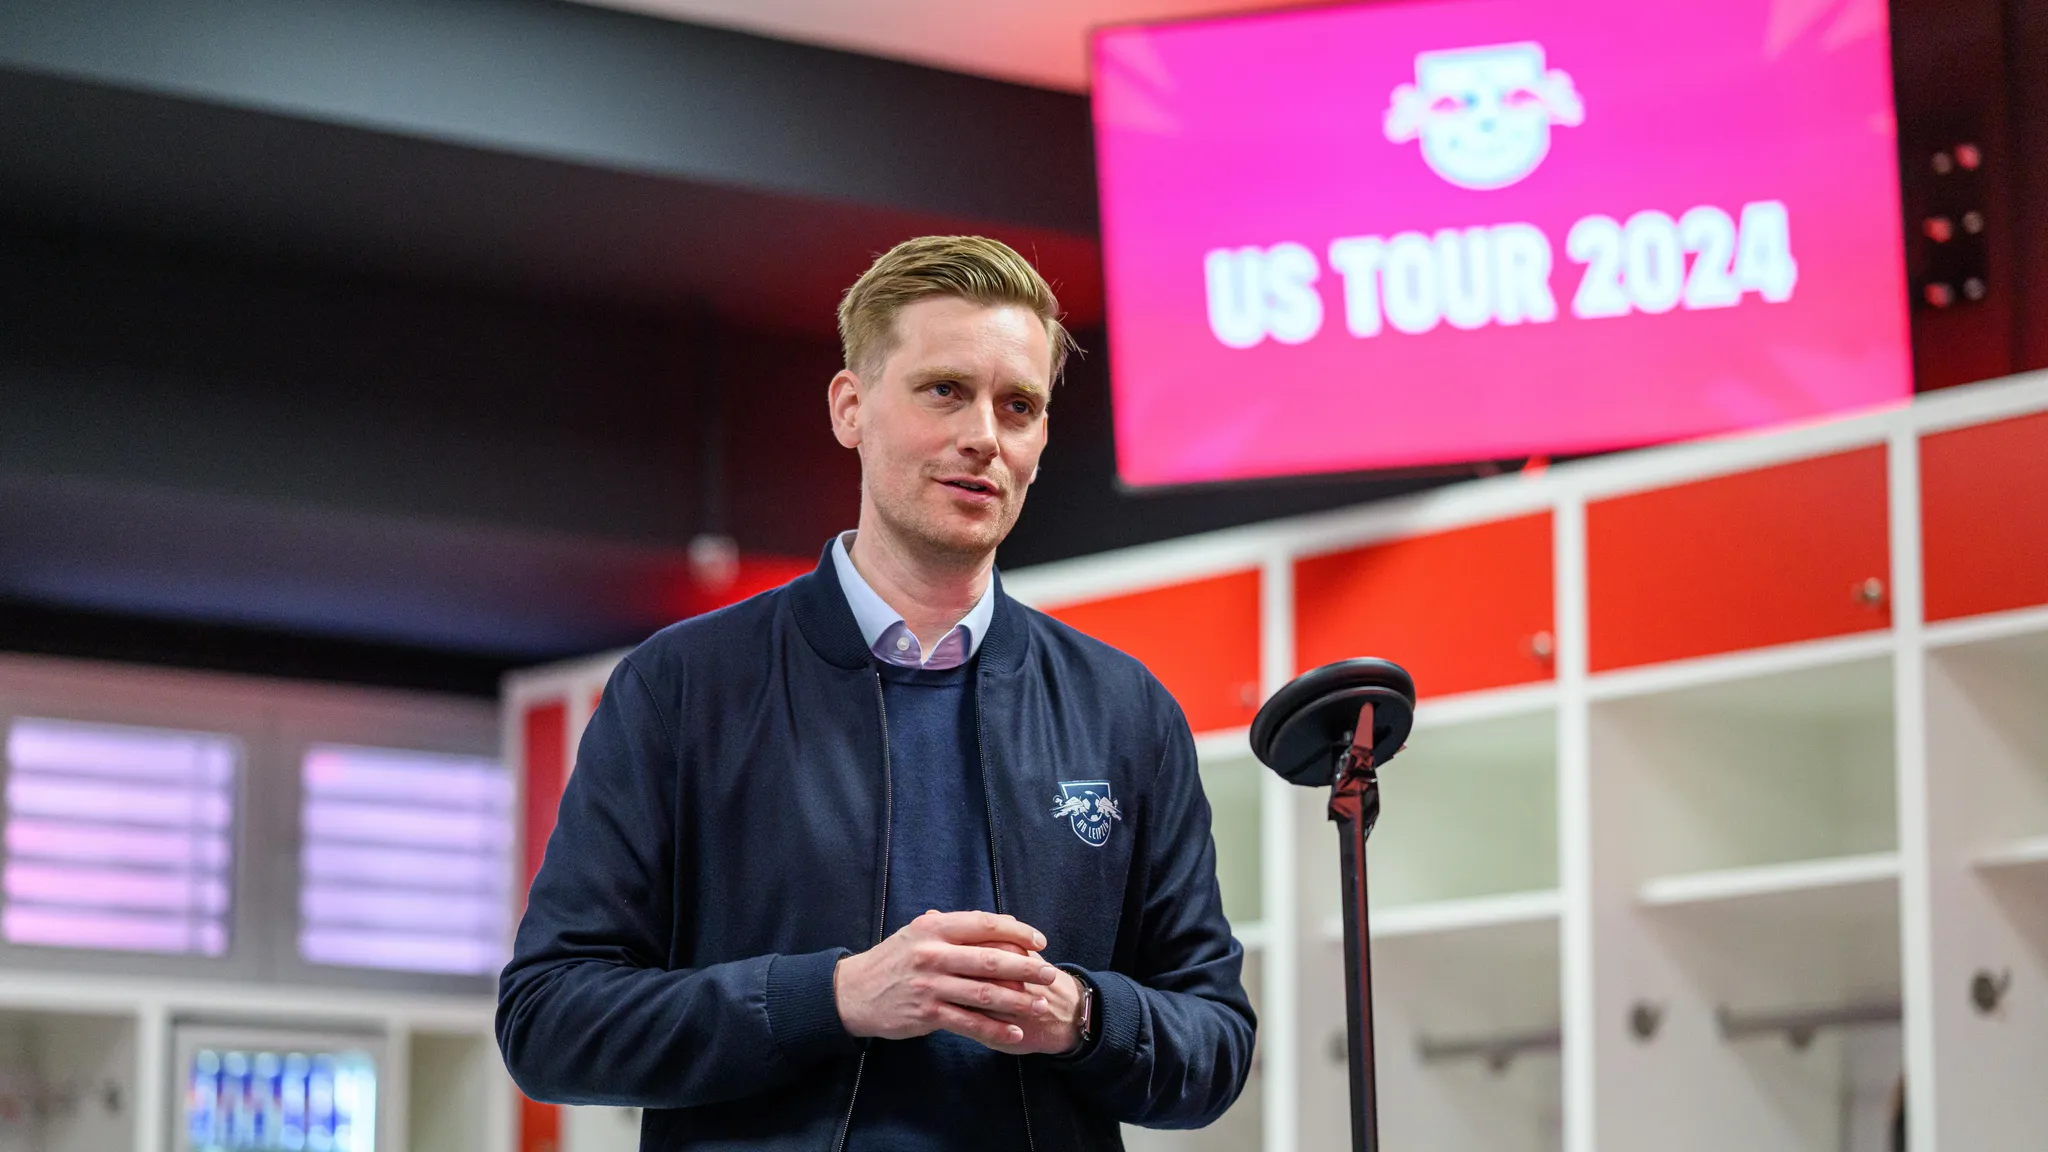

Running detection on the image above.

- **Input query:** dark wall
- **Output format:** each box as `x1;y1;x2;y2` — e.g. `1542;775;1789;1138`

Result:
1894;0;2029;390
2008;0;2048;371
2;226;700;546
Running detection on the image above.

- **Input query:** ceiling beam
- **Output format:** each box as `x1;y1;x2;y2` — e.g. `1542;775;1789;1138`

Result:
0;0;1097;233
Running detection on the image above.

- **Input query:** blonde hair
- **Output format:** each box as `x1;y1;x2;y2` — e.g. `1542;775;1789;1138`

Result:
837;235;1078;385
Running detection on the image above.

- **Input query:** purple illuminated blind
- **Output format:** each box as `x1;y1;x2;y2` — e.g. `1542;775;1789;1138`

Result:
2;718;238;956
298;745;513;976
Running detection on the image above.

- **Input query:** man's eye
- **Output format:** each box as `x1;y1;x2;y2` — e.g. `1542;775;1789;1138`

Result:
931;383;955;397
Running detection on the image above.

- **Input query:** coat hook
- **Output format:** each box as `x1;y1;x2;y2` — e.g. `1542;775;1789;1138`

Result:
1970;969;2012;1015
1628;1000;1663;1042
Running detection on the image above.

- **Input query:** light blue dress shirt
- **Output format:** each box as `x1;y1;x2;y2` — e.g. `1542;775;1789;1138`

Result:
831;530;995;669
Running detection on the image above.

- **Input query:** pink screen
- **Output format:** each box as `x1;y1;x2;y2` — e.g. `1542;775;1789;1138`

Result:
1093;0;1911;486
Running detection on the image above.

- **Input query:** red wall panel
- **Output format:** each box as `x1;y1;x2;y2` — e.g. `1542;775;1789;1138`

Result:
1922;411;2048;621
1588;446;1891;671
521;700;567;890
517;699;568;1152
1294;513;1555;699
1046;569;1262;732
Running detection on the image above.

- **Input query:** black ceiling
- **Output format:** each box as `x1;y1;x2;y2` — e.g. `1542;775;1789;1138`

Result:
0;67;1105;337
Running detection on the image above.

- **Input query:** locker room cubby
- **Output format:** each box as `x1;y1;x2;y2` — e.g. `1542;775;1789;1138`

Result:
0;1008;135;1152
408;1029;509;1152
1342;703;1559;917
1267;699;1564;1152
1590;655;1898;884
1196;733;1266;934
1585;652;1902;1152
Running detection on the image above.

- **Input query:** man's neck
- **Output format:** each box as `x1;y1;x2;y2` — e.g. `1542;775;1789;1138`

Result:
846;516;992;655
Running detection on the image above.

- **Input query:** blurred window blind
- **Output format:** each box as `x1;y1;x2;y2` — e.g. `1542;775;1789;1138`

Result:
299;744;513;976
2;717;238;955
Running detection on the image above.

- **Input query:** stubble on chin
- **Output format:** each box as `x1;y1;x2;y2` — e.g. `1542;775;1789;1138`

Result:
878;485;1021;566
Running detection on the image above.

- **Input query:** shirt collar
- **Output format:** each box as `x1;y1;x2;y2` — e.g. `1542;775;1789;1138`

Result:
831;530;995;666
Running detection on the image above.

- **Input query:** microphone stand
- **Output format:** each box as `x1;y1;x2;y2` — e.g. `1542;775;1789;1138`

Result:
1249;656;1411;1152
1328;703;1383;1152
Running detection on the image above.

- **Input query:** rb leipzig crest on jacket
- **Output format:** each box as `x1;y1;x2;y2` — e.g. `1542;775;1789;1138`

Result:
1051;781;1122;848
1384;42;1584;191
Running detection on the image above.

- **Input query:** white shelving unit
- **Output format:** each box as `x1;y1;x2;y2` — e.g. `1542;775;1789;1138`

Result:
998;370;2048;1152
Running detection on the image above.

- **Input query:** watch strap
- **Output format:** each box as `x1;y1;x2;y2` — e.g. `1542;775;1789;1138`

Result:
1054;965;1100;1060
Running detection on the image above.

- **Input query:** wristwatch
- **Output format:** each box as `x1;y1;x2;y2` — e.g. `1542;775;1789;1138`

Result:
1059;967;1098;1058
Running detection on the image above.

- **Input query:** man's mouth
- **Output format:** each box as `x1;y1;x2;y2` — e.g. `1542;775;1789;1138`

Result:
939;478;998;497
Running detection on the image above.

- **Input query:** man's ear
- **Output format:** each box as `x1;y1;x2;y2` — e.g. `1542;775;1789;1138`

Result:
828;369;862;449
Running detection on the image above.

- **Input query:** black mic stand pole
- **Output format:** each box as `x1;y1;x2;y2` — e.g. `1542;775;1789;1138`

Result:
1329;702;1383;1152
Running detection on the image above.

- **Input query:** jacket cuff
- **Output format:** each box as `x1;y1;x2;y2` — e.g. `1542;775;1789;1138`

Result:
764;948;858;1065
1050;967;1142;1075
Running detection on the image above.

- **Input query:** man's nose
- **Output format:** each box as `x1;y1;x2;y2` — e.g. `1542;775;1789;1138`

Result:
956;398;1000;456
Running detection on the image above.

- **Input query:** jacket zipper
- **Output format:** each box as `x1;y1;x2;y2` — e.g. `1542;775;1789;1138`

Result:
975;675;1038;1152
832;670;896;1152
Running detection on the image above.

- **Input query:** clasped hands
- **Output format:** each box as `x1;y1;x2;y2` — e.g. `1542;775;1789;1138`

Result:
833;910;1083;1055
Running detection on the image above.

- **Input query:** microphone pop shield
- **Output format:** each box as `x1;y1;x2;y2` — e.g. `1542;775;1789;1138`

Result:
1249;658;1416;786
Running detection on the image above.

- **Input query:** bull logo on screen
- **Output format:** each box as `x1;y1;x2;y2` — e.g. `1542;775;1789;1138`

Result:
1385;42;1583;190
1051;781;1122;847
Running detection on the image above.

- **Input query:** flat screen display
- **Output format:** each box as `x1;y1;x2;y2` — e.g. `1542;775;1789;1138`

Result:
174;1025;381;1152
1092;0;1911;486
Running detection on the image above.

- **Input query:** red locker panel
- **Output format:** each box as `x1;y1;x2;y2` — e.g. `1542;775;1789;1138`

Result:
517;700;568;1150
1046;569;1262;733
1588;446;1891;672
1294;513;1555;699
522;701;567;890
520;1095;560;1152
1922;410;2048;621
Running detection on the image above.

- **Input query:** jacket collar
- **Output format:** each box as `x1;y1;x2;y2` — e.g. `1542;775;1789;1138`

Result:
788;540;1027;675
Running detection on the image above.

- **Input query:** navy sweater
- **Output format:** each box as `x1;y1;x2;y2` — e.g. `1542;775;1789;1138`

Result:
847;660;1025;1151
498;545;1254;1151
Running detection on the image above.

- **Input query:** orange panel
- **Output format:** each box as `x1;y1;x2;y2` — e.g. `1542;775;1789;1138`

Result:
522;701;567;891
1047;570;1262;732
517;703;568;1149
1294;513;1555;699
1922;411;2048;621
1588;447;1890;671
519;1093;560;1152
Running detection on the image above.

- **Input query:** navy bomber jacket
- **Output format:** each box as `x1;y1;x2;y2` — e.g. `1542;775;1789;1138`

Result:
497;543;1256;1151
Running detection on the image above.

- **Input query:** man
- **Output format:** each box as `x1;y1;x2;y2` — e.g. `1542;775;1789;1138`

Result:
498;236;1254;1151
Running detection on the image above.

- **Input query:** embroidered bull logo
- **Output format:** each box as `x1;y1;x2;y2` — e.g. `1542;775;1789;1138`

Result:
1385;42;1583;191
1051;781;1122;848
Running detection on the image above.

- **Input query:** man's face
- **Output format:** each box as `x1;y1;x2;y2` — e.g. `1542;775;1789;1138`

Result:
830;296;1052;561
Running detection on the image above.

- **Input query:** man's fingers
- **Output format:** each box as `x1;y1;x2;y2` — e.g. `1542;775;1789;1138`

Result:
919;910;1047;952
930;1003;1025;1049
929;975;1049;1019
928;943;1058;986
